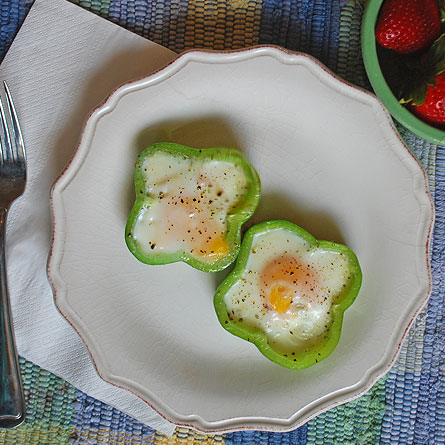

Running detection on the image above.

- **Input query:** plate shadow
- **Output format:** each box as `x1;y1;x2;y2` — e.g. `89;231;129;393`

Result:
245;191;346;245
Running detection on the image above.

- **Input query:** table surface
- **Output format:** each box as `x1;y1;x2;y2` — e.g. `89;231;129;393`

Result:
0;0;444;443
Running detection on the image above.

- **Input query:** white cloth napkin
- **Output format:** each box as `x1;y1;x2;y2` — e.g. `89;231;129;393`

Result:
0;0;178;435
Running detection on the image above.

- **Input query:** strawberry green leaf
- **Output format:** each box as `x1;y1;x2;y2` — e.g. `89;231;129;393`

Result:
439;0;445;21
401;83;428;105
423;33;445;74
399;33;445;105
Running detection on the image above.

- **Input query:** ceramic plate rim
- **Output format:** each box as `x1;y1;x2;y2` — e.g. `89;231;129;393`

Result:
48;45;434;433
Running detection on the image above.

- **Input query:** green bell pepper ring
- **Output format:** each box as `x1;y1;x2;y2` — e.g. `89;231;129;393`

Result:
125;142;261;272
213;220;362;369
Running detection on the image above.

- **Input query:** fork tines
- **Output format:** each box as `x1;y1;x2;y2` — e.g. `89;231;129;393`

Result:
0;82;25;167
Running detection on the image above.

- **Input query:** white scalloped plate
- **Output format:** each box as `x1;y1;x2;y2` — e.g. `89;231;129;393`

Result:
48;46;434;433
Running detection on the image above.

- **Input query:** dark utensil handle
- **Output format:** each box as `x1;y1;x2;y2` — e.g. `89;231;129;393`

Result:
0;209;25;428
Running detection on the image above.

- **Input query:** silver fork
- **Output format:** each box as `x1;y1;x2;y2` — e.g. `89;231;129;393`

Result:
0;81;26;428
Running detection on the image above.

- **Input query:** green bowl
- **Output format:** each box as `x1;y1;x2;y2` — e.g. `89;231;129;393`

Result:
361;0;445;145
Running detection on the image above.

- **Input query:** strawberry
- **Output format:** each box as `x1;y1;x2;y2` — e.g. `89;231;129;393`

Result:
375;0;442;54
400;35;445;127
408;71;445;126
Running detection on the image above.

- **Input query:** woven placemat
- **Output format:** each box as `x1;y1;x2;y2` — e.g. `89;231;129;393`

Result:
0;0;443;443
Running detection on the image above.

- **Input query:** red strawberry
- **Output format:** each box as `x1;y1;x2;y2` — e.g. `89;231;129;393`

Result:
400;34;445;127
375;0;442;54
408;71;445;126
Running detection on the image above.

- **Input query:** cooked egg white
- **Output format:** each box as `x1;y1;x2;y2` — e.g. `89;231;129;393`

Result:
223;228;352;353
132;151;249;262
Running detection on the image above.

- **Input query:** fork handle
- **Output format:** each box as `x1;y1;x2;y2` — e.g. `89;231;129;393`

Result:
0;208;25;427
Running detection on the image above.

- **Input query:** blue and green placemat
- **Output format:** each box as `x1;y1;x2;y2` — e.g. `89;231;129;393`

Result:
1;0;443;443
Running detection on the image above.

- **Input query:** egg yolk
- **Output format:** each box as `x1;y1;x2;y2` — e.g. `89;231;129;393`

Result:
269;284;293;313
261;255;320;311
160;192;229;259
198;236;230;259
